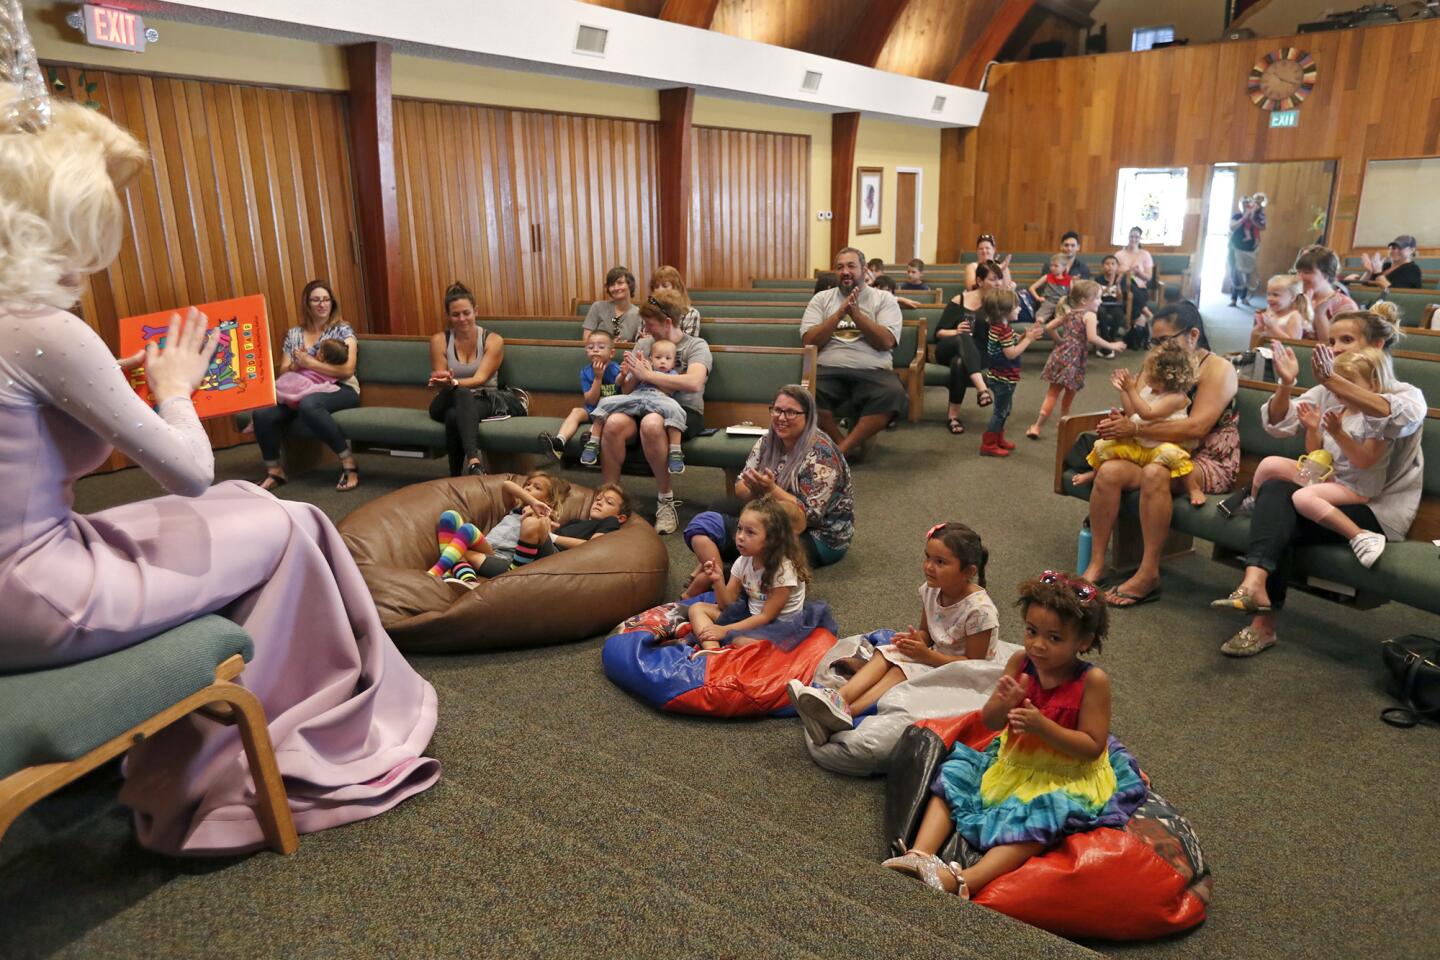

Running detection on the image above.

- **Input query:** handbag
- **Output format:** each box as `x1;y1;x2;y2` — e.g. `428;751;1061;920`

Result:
473;385;530;419
1379;634;1440;728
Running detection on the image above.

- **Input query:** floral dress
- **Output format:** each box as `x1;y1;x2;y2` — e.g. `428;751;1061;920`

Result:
931;658;1145;850
1041;312;1089;392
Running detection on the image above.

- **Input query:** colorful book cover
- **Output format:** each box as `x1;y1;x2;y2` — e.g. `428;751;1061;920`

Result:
120;295;275;419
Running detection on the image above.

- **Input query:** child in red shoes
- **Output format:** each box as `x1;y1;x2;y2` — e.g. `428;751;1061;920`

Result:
979;288;1043;457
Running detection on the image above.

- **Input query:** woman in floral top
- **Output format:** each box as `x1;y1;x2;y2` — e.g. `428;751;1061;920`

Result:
683;385;854;596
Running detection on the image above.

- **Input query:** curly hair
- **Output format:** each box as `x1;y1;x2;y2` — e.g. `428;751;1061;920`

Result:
927;523;989;587
1016;574;1109;653
0;100;147;308
1142;339;1197;395
740;497;811;594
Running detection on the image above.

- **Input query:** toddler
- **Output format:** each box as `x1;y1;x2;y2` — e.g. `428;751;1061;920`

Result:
539;328;621;461
883;572;1144;900
1027;254;1072;326
978;287;1043;457
787;523;999;746
1213;346;1393;584
273;338;347;407
1253;274;1311;341
685;498;832;657
1072;339;1204;506
1026;279;1126;441
582;337;687;475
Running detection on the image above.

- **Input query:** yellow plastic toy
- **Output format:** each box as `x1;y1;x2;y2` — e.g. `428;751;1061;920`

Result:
1297;449;1334;484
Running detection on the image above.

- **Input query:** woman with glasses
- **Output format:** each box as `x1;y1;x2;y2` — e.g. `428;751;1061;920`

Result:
1077;303;1239;607
682;385;854;595
252;279;362;491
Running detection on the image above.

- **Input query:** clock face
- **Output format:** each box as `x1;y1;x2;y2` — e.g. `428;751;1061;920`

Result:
1248;48;1318;110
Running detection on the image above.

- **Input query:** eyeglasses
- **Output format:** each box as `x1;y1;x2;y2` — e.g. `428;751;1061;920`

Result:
768;405;805;421
977;235;996;244
308;296;332;304
1039;569;1097;603
1150;332;1181;347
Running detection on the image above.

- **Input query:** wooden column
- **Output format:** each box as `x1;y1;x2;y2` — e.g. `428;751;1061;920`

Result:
830;112;860;260
657;87;695;275
346;42;401;334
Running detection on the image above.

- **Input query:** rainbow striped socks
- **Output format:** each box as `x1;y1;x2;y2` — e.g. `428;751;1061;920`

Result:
429;510;484;578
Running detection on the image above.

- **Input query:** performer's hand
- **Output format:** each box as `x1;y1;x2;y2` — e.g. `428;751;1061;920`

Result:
145;308;218;403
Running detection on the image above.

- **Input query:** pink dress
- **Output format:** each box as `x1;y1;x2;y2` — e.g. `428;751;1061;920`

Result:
0;304;439;855
274;368;341;406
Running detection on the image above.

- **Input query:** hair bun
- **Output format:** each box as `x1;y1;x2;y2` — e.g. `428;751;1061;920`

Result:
445;280;472;298
1371;299;1401;326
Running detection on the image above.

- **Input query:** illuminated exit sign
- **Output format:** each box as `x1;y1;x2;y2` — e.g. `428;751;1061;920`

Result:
1270;109;1299;129
77;5;155;53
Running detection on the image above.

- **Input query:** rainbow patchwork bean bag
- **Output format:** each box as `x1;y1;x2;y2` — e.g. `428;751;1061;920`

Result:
884;713;1211;941
602;598;837;717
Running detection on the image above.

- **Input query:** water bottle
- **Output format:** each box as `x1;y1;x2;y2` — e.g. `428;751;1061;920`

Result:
1076;518;1092;575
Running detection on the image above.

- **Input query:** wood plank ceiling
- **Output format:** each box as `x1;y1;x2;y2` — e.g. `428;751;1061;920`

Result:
574;0;1058;85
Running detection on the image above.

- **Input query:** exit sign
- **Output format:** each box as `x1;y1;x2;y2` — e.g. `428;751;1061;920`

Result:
80;5;151;52
1270;109;1299;128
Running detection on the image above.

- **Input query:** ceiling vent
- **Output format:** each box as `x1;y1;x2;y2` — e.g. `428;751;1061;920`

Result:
931;95;947;113
574;24;608;57
800;70;823;93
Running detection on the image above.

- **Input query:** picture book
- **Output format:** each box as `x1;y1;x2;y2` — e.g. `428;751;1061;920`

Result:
119;295;275;419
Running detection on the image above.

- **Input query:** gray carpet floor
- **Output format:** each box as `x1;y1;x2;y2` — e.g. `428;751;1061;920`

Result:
4;308;1438;959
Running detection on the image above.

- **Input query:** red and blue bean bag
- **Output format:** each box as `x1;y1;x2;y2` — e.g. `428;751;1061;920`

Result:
603;599;837;717
885;712;1211;941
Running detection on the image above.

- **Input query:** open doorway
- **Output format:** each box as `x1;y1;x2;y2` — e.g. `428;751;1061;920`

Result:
1197;160;1336;313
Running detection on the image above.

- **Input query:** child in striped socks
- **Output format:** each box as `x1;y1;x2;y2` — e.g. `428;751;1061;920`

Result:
428;472;569;584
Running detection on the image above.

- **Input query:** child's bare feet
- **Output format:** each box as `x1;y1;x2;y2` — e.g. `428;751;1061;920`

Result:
1071;470;1095;486
1188;487;1207;508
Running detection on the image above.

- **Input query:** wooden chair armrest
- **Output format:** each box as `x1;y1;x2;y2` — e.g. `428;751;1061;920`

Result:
908;319;927;372
1054;411;1106;495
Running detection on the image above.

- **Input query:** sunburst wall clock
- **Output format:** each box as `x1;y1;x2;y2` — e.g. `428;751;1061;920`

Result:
1248;48;1318;111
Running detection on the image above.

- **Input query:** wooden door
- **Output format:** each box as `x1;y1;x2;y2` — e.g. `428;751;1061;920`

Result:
895;171;918;263
1231;160;1336;285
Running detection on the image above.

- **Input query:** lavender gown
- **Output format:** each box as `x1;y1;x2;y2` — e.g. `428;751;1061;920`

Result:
0;304;439;855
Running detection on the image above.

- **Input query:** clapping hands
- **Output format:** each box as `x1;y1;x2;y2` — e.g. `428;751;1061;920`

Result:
1296;402;1321;433
890;625;933;663
1007;699;1045;735
1322;408;1348;438
1111;367;1134;393
1270;340;1300;385
739;467;776;495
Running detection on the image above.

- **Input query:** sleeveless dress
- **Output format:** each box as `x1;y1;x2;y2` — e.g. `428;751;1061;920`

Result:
931;658;1145;850
1188;353;1241;494
1041;312;1089;392
0;304;440;855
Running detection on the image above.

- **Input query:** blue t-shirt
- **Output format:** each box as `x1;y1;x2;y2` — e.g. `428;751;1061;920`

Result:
580;360;622;413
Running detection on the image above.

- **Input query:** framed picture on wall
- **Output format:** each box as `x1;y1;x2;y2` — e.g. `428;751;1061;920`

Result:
856;167;883;235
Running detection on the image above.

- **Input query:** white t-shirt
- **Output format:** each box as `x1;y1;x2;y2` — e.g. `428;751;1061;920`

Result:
800;285;904;371
921;585;1000;659
1133;384;1190;449
731;555;805;620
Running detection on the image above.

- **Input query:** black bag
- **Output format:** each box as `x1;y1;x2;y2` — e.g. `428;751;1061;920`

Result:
473;385;530;419
1379;635;1440;728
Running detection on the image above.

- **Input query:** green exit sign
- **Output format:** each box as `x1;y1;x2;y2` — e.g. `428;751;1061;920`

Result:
1270;109;1299;128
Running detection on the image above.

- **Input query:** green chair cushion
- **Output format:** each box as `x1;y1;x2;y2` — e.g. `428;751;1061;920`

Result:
333;408;446;447
476;416;566;454
680;430;763;469
0;615;252;778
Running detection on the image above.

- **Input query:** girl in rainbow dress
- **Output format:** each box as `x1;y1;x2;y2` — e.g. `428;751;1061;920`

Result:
883;571;1145;899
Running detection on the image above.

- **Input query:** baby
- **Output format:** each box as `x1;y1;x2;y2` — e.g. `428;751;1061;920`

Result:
1072;339;1205;506
581;338;688;475
273;338;348;407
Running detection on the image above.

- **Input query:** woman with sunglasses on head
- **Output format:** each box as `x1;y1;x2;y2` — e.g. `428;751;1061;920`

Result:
683;385;854;596
1079;303;1239;607
252;279;362;492
582;265;643;342
965;234;1013;290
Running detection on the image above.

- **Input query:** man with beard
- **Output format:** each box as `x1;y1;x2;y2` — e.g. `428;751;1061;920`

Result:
800;247;906;459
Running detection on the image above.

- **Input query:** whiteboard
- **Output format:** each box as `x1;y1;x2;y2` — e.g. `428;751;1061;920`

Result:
1355;158;1440;247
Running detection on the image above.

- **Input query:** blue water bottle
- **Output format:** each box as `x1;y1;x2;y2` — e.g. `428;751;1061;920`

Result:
1076;518;1092;575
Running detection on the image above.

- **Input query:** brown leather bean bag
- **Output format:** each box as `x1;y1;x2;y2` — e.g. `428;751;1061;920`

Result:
339;475;669;653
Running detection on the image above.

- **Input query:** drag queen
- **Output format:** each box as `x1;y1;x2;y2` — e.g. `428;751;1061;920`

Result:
0;2;438;854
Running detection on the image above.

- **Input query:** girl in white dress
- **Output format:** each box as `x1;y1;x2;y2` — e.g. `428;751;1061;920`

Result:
789;523;1000;745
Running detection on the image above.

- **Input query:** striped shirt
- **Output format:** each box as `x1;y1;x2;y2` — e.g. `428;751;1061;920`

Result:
984;320;1022;383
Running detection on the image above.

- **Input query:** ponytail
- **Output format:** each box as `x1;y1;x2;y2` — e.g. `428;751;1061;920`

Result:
1059;278;1101;317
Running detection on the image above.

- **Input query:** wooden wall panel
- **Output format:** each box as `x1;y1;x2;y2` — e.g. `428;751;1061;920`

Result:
939;20;1440;262
686;125;810;287
710;0;868;58
393;99;659;329
44;64;367;467
875;0;1004;82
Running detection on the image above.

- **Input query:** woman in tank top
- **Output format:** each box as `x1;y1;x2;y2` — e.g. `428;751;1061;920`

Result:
427;281;505;476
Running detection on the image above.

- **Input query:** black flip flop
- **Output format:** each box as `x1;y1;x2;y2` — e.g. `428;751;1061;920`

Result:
1105;587;1163;608
947;418;965;435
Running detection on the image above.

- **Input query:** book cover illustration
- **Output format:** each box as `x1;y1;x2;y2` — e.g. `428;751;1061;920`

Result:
120;294;275;419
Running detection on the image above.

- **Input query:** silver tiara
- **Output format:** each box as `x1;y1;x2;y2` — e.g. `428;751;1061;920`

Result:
0;0;50;133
